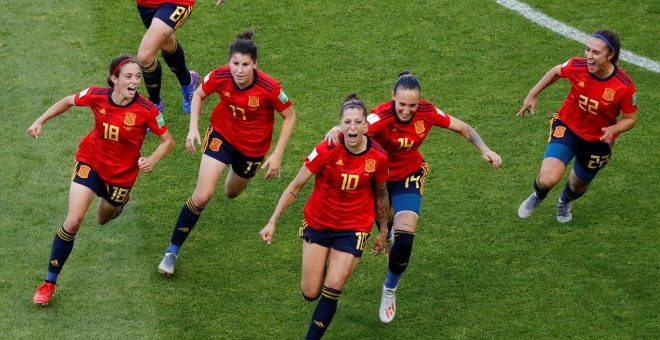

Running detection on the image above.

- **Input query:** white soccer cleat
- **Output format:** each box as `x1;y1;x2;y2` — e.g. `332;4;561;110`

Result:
518;192;543;219
379;285;397;323
556;199;573;223
158;252;178;276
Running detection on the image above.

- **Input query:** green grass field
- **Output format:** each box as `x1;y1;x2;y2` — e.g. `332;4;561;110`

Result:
1;0;659;338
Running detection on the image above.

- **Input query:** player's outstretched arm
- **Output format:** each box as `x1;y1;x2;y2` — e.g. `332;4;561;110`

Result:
28;95;75;138
260;164;312;244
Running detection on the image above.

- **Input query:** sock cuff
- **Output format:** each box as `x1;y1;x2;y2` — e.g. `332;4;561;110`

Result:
186;197;203;215
321;286;342;300
143;58;159;73
57;226;76;241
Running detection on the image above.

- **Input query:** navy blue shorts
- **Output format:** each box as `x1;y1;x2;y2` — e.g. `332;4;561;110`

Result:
71;161;131;207
202;127;265;179
387;162;428;216
299;220;370;258
544;114;612;181
138;3;192;30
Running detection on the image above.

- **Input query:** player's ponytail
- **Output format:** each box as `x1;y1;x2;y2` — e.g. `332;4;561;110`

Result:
393;71;421;94
229;29;258;62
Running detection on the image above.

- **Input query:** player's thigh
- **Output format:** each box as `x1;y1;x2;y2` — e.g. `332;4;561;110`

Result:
301;241;331;296
138;19;176;63
224;168;252;198
538;157;567;188
324;249;360;290
191;155;228;206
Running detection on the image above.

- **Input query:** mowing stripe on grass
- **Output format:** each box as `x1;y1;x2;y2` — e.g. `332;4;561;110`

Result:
497;0;660;73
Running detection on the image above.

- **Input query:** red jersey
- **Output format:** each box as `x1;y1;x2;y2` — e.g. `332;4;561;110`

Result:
368;100;451;181
303;136;389;233
558;57;637;142
137;0;194;7
74;87;168;187
201;66;292;157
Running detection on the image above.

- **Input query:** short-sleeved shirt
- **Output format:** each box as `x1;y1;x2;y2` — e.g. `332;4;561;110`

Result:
137;0;194;7
201;66;292;157
303;136;389;233
558;57;637;142
368;100;451;181
74;86;168;187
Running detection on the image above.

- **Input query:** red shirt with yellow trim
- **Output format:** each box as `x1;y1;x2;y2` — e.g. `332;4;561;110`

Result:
303;136;389;233
136;0;194;7
201;66;292;157
558;57;637;142
74;87;168;187
368;100;451;181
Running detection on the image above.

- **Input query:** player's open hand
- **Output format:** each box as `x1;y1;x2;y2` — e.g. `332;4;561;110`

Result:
516;96;537;117
185;129;201;154
324;126;341;146
262;153;282;179
372;231;387;256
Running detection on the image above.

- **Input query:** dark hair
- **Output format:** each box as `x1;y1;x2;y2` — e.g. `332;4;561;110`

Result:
340;93;368;119
592;29;620;64
393;71;421;94
107;54;137;87
228;29;258;62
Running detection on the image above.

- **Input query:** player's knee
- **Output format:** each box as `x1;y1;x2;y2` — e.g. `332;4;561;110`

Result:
136;53;156;69
191;192;212;208
301;287;320;301
537;170;562;189
63;217;83;233
302;291;319;302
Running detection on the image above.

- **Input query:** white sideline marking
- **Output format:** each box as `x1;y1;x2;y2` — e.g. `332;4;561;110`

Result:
497;0;660;73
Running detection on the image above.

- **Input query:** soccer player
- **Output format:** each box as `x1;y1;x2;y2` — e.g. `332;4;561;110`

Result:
157;29;297;275
326;71;502;323
29;55;174;305
260;94;390;340
136;0;225;113
516;29;637;223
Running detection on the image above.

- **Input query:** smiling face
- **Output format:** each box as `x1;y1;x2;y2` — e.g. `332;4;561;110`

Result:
392;87;421;123
229;53;257;88
111;62;141;103
585;36;615;77
340;106;368;149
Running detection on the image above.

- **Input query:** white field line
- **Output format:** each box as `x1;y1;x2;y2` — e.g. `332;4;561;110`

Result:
497;0;660;73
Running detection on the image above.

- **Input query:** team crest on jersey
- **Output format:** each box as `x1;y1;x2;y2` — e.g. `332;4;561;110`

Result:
365;159;376;173
248;96;259;108
209;138;222;152
124;112;136;126
414;120;425;134
553;126;566;138
77;165;91;179
602;88;615;101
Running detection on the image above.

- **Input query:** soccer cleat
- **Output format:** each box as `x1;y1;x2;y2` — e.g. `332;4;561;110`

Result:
518;192;543;219
158;252;178;276
379;285;397;323
557;199;573;223
181;71;199;114
33;282;56;305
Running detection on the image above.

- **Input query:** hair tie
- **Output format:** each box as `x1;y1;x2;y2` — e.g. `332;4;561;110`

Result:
111;58;135;76
592;34;615;52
